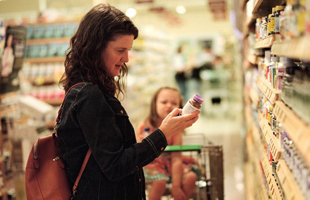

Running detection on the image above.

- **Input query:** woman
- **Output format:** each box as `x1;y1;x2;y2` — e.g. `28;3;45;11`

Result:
57;4;200;200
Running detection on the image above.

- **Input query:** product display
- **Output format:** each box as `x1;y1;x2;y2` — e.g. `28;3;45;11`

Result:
243;0;310;199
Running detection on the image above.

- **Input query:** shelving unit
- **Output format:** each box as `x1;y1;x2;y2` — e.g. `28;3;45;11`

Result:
20;21;76;108
0;92;19;200
243;0;286;38
0;120;8;200
249;86;260;108
254;35;275;49
26;37;71;45
271;36;310;61
258;112;282;161
24;56;65;64
273;101;310;168
244;113;269;200
277;159;305;200
256;77;280;105
242;0;310;199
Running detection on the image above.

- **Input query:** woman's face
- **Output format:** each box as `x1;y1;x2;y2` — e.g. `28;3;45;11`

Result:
156;89;181;120
102;34;134;77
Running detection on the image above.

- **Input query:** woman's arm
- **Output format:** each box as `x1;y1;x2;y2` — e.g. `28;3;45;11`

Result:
75;85;167;182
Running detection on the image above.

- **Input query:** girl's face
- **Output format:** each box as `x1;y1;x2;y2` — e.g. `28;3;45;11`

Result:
156;89;181;120
102;34;134;77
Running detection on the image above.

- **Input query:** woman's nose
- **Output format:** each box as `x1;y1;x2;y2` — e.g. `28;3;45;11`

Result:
121;53;129;63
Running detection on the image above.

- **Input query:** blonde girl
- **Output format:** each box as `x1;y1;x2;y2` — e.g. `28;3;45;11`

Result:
136;87;197;200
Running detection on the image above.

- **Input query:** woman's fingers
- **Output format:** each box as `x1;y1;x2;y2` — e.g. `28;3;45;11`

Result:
169;108;182;117
180;110;200;121
159;109;200;139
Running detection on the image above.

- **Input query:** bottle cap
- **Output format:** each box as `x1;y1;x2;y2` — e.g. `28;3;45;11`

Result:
193;94;204;104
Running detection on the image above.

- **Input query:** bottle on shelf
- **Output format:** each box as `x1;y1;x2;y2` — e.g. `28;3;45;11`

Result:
182;94;204;115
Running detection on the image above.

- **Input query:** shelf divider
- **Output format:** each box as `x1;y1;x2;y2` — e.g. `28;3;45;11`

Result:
271;36;310;61
276;159;305;200
256;77;280;105
273;101;310;168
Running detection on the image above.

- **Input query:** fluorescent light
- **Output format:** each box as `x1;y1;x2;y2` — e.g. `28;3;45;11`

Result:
176;6;186;14
126;8;137;18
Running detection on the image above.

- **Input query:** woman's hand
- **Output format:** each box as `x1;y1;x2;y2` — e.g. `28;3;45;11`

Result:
159;108;199;139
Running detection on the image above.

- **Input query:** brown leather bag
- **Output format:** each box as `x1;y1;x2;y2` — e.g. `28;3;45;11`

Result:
25;82;90;200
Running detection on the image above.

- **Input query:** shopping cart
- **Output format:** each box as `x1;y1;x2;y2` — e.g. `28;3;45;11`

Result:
163;144;224;200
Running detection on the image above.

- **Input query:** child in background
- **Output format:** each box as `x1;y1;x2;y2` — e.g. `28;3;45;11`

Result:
136;87;197;200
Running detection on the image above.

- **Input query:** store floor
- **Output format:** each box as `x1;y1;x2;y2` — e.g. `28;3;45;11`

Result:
185;113;247;200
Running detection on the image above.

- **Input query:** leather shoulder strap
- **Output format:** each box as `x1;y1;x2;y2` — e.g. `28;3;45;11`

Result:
72;149;91;195
56;82;86;123
52;82;90;195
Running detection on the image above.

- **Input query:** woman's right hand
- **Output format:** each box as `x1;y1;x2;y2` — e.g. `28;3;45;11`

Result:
159;108;200;139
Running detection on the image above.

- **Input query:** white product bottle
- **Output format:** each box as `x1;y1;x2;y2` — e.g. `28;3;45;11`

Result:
182;94;204;115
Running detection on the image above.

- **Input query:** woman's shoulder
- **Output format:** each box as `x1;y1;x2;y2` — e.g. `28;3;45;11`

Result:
76;83;105;97
67;82;108;104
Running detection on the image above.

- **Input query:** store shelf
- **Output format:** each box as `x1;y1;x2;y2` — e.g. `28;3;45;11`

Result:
26;37;71;45
258;112;282;161
276;159;305;200
43;99;63;106
243;17;256;39
0;91;18;100
248;54;257;65
273;101;310;168
249;86;260;108
252;0;286;18
261;155;282;200
271;36;310;61
252;121;264;158
246;133;269;200
27;18;79;25
0;106;16;118
24;56;65;64
27;77;57;85
256;77;280;105
254;35;275;49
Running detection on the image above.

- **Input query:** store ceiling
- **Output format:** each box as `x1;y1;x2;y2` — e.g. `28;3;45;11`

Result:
0;0;235;36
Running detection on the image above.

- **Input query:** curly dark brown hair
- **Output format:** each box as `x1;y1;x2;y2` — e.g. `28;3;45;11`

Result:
59;4;138;96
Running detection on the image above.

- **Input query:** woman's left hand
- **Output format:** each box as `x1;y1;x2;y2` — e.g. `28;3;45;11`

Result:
171;186;186;200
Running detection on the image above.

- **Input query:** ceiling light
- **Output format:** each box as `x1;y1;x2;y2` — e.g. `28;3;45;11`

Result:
176;6;186;14
126;8;137;18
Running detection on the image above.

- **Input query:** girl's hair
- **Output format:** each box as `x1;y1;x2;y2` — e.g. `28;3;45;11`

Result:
147;87;184;128
59;4;139;96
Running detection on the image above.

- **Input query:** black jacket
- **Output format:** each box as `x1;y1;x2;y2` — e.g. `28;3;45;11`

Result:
57;82;167;199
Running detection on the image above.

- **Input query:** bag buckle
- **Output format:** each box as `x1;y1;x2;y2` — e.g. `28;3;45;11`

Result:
70;189;77;200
